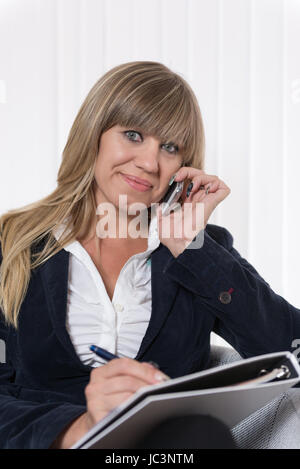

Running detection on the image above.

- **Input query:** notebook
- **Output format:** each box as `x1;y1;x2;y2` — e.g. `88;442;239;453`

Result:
72;351;300;449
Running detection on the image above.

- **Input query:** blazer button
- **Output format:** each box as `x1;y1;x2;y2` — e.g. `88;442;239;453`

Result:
219;291;231;304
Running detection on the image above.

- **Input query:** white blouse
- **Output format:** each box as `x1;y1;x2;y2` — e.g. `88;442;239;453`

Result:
53;215;160;367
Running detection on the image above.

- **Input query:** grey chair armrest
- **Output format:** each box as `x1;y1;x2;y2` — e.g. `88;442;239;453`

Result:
208;345;242;368
209;345;300;449
231;389;300;449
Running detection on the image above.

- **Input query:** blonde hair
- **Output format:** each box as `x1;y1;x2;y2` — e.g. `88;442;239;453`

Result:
0;61;205;328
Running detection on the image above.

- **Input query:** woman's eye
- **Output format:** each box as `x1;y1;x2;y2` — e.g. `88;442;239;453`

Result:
124;130;178;154
124;130;142;142
162;143;179;154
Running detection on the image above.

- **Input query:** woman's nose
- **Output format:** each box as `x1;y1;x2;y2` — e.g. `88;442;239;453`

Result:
134;139;160;172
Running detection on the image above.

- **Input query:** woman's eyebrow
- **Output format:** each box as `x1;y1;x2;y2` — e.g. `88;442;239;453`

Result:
133;126;151;137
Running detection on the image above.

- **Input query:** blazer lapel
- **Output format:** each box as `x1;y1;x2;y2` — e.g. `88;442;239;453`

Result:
136;244;179;360
39;247;91;372
39;240;179;366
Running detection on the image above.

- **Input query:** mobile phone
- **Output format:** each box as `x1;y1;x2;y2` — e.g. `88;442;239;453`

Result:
159;180;184;216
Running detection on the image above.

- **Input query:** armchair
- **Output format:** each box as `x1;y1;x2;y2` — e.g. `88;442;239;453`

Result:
209;345;300;449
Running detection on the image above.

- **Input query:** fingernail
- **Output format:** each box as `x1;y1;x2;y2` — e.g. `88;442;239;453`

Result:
205;185;210;195
186;182;193;198
147;361;160;369
168;174;177;186
155;372;170;382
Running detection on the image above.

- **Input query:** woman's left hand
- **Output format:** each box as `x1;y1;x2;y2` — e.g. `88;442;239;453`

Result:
156;167;231;258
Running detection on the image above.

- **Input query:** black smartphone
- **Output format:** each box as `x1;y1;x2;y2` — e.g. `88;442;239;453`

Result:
159;180;184;216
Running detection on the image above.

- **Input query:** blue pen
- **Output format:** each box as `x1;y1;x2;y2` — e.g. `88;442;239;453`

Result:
90;345;119;361
90;344;161;370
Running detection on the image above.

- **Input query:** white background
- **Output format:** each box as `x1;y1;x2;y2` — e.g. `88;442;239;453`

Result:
0;0;300;347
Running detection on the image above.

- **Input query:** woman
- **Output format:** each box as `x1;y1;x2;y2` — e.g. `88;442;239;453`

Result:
0;61;299;450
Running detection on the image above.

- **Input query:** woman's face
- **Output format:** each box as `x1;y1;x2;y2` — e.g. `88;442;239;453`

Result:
93;124;184;211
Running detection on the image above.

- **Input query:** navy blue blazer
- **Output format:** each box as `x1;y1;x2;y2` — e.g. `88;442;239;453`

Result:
1;223;300;449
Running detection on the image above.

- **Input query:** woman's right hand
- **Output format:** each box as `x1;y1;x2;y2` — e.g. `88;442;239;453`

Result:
51;358;169;449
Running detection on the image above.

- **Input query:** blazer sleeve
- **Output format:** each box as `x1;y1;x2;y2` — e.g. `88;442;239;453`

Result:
163;226;300;360
0;247;86;449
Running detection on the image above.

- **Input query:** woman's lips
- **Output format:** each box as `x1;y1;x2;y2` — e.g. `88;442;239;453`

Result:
120;174;153;192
